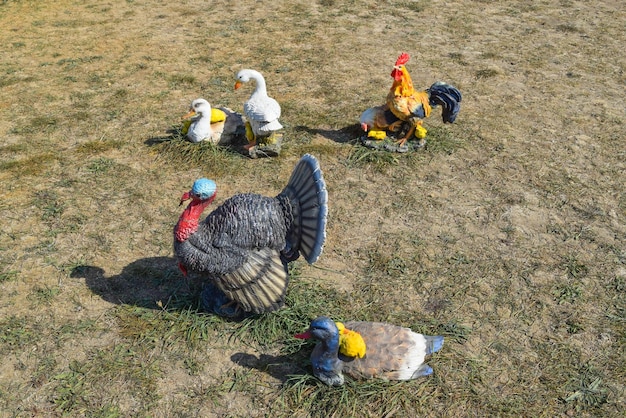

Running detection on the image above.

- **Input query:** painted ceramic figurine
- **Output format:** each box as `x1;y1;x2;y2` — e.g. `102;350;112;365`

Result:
295;316;444;386
174;154;327;317
235;69;283;157
181;98;245;146
360;52;462;151
181;98;227;143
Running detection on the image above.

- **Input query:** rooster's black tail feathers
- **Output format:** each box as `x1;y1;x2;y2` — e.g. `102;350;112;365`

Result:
428;81;462;123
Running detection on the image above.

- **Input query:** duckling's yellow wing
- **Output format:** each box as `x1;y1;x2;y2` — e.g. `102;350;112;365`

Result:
181;119;192;135
210;108;227;123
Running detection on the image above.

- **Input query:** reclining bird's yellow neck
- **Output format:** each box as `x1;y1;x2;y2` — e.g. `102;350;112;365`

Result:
335;322;367;358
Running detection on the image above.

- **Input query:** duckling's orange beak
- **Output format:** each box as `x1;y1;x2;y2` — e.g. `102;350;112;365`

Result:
181;109;196;120
234;81;243;90
294;331;312;339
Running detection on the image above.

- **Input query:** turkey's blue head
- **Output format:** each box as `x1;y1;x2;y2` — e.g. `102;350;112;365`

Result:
191;178;217;200
175;178;218;244
180;178;217;205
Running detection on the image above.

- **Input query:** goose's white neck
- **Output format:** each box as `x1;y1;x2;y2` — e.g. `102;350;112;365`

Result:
245;70;267;95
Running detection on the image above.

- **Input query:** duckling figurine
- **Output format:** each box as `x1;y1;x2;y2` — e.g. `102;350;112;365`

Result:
181;98;227;144
295;316;444;386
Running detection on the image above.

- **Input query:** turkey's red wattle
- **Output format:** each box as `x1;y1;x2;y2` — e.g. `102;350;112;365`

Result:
174;197;213;242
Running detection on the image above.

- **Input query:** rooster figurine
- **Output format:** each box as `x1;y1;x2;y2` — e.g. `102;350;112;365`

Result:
174;154;328;317
386;52;462;147
295;316;444;386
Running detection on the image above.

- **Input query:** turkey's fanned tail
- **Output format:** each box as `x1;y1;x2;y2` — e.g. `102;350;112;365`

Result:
214;247;288;314
278;154;328;264
428;81;462;123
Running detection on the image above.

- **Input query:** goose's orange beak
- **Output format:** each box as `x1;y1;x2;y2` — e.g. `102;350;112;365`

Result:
234;81;243;90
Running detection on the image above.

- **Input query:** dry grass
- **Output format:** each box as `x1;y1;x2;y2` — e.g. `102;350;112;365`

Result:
1;0;625;416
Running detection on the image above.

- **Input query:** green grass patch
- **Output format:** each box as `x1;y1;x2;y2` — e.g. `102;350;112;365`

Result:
0;270;18;283
85;157;117;173
114;304;224;350
0;316;42;355
52;344;161;415
168;73;196;88
75;139;124;154
0;153;58;177
275;373;440;418
9;115;58;135
423;126;466;155
152;136;245;177
475;68;500;79
29;285;61;305
345;146;399;172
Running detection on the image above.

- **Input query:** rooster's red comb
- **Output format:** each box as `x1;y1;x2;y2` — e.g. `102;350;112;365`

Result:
395;53;410;66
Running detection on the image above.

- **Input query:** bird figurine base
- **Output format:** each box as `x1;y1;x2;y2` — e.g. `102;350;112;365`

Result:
242;131;284;159
199;281;253;320
359;119;426;153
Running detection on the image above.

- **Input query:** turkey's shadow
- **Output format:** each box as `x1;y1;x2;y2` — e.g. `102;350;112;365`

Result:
230;352;309;384
293;124;361;144
70;256;197;310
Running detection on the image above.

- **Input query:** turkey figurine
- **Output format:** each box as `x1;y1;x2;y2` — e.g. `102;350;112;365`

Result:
234;69;283;149
174;154;328;317
181;98;227;144
387;52;462;147
295;316;444;386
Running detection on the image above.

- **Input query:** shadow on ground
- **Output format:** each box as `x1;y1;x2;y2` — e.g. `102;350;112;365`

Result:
293;124;361;144
70;256;197;310
231;352;309;384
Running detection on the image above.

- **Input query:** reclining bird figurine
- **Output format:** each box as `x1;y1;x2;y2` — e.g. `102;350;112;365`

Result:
181;98;227;144
174;154;328;316
295;316;444;386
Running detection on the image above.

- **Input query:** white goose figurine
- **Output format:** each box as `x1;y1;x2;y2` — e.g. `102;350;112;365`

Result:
181;98;227;144
234;69;283;149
